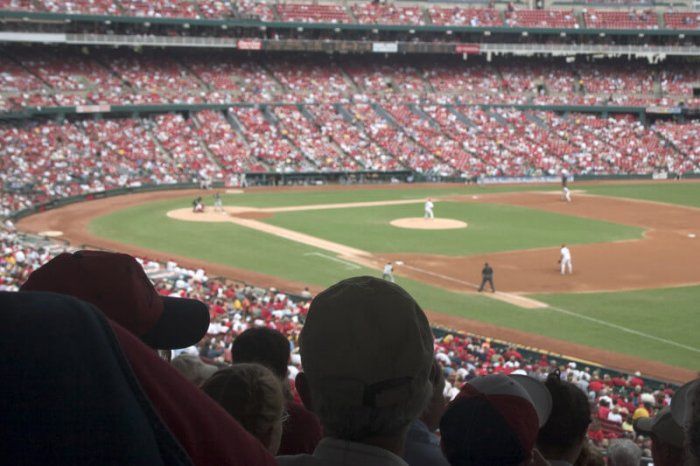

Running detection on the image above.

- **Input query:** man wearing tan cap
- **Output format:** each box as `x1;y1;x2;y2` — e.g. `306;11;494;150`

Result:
277;276;435;466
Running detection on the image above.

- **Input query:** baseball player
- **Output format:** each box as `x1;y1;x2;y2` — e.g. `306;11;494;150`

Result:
561;170;572;202
192;196;204;213
424;198;434;219
213;192;223;212
558;244;573;275
562;186;572;203
478;262;495;293
382;262;395;283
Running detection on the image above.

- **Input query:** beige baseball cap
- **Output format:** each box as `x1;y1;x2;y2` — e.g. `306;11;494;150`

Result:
299;276;434;408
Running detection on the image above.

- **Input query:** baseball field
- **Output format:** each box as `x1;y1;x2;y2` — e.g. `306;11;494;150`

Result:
18;181;700;382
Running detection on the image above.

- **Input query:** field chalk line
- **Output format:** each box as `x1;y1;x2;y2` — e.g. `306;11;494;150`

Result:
304;252;361;270
401;263;699;353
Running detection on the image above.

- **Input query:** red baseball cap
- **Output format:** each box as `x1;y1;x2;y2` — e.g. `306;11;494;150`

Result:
440;374;552;465
21;250;209;349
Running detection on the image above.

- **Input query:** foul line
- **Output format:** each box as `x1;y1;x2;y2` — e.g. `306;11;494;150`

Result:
304;252;360;270
403;263;699;353
544;305;700;354
400;263;548;309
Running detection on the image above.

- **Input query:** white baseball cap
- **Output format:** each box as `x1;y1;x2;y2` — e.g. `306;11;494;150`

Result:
299;276;434;408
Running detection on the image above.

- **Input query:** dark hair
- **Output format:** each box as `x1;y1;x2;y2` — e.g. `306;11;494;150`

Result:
537;370;591;449
231;327;290;380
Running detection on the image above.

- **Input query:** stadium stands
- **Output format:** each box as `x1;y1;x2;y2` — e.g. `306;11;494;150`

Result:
504;9;578;28
1;50;698;110
583;9;659;29
350;3;426;25
1;102;697;215
428;7;502;27
276;3;350;23
664;11;700;30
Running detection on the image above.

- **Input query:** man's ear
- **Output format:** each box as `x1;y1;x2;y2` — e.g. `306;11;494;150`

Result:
295;372;313;412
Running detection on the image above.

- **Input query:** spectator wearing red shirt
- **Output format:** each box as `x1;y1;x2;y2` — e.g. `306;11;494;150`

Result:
598;399;611;420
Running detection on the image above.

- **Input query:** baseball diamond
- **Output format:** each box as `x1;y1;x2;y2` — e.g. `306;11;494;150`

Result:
17;181;700;382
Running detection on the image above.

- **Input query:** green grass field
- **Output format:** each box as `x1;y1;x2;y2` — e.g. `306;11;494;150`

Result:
90;182;700;372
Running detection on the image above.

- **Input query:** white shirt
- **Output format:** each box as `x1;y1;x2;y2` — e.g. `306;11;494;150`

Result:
560;247;571;261
277;438;409;466
383;264;393;274
424;201;434;210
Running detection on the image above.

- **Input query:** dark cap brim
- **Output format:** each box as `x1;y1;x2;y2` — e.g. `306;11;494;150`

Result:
141;296;209;349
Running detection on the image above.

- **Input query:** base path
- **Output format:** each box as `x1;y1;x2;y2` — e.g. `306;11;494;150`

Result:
16;184;699;383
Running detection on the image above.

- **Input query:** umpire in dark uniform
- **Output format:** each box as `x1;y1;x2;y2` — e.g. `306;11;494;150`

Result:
478;262;495;293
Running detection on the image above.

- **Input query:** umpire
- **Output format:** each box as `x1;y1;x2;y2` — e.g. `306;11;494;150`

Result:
478;262;495;293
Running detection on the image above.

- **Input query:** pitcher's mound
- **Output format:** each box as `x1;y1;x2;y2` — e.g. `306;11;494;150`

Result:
390;218;467;230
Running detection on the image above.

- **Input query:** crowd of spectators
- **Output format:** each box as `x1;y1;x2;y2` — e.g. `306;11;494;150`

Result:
3;0;699;31
1;103;697;216
3;228;698;465
2;51;698;112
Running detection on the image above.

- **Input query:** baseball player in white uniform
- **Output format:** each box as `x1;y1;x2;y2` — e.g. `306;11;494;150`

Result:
559;244;573;275
562;186;572;203
424;198;434;219
382;262;395;283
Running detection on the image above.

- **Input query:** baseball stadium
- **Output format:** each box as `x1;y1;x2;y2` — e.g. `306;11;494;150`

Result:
2;1;700;464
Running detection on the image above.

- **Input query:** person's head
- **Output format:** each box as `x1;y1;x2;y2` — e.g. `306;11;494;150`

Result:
484;262;489;267
20;250;209;349
231;327;290;381
440;374;552;466
574;440;605;466
420;360;447;432
635;406;685;466
607;439;642;466
201;363;285;454
171;354;218;386
671;378;700;465
296;276;434;446
537;370;591;462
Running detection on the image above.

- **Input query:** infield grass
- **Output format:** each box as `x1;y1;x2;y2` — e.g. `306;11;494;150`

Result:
263;201;641;255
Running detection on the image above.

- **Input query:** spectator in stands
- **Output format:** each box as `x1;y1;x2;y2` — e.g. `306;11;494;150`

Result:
202;364;286;454
20;250;210;350
671;378;700;465
2;290;276;466
635;406;685;466
403;360;450;466
440;374;552;466
573;441;605;466
632;401;652;421
537;369;591;465
231;327;322;455
277;276;434;466
171;354;218;386
607;439;642;466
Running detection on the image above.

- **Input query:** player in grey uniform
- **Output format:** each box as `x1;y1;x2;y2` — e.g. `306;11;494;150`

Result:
382;262;395;283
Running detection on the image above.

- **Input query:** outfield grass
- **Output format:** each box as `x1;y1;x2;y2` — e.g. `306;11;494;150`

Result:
264;201;641;255
89;182;700;371
585;182;700;208
533;286;700;366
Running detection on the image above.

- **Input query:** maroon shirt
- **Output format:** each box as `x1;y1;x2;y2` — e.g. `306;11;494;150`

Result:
278;401;323;455
111;320;276;466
